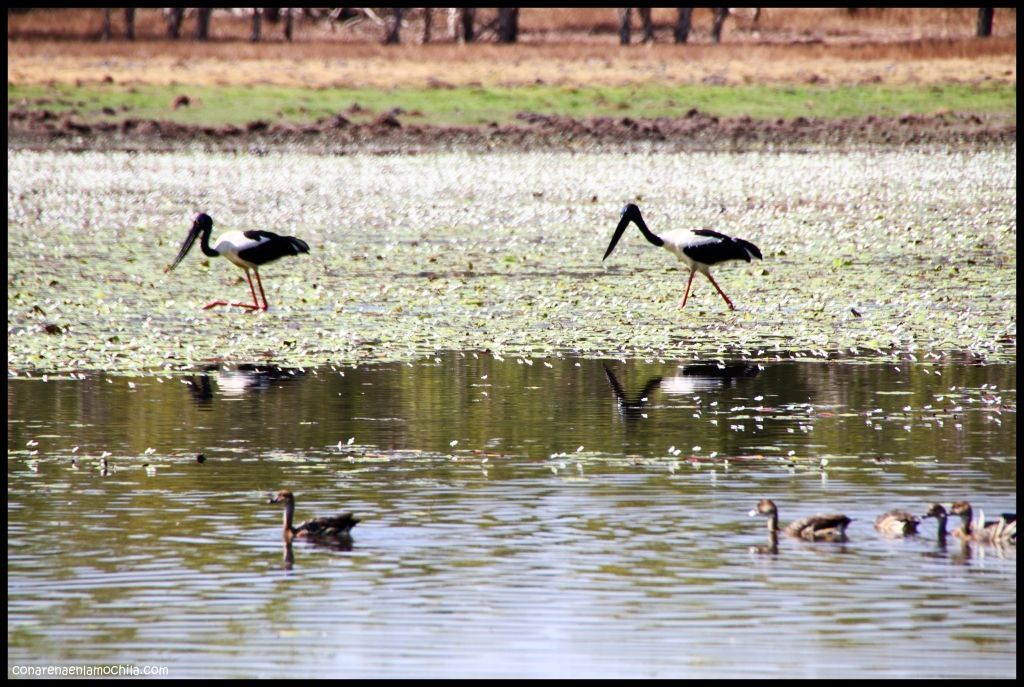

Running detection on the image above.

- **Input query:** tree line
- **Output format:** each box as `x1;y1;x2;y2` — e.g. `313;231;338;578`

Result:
97;8;1002;44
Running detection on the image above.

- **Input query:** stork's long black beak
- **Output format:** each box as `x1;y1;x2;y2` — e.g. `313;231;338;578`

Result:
603;213;632;261
166;222;201;273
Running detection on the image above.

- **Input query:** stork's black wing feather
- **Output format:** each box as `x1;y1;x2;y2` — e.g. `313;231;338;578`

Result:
692;228;731;240
238;231;310;266
683;231;762;265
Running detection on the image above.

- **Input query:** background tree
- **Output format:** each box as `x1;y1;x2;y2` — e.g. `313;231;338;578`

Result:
386;8;404;43
196;8;212;41
250;8;262;42
460;8;475;43
711;7;729;43
283;7;293;41
124;8;135;40
638;8;654;43
618;8;632;45
976;8;994;37
674;8;693;43
497;8;519;43
101;8;112;41
165;8;184;39
423;7;432;43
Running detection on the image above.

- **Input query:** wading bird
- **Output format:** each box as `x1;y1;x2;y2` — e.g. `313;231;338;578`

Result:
603;203;762;311
166;213;310;311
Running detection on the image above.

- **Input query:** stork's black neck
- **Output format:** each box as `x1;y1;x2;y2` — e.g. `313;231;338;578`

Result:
197;224;220;258
624;205;664;248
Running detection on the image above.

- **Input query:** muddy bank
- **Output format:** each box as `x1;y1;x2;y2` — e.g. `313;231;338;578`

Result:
7;107;1015;153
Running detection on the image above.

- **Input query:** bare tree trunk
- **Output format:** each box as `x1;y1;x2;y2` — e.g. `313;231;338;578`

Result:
711;7;729;43
638;8;654;43
385;8;403;43
283;8;293;42
196;8;212;41
976;8;994;37
460;8;475;43
674;8;692;43
124;8;135;40
497;8;519;43
166;8;184;39
423;8;432;43
753;8;761;24
618;8;632;45
101;8;112;41
250;8;262;42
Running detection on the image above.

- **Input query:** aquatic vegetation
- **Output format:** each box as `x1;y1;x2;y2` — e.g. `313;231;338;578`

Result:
6;148;1016;374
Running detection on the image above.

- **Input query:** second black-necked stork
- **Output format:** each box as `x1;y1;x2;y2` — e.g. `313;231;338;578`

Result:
166;213;310;311
603;203;762;311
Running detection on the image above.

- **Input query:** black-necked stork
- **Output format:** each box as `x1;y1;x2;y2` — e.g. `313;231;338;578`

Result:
603;203;762;311
166;213;310;311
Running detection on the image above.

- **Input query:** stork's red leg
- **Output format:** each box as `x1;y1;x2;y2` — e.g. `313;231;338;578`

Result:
253;270;269;311
679;270;697;310
705;273;736;311
204;271;260;310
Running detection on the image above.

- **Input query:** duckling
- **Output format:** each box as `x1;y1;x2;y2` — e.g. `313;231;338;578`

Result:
949;501;1016;544
749;499;852;541
269;489;359;543
874;509;921;537
922;503;949;545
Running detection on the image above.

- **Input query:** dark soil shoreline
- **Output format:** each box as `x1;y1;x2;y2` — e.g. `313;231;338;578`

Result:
7;108;1015;154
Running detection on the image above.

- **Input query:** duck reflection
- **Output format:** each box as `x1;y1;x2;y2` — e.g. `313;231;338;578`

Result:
750;531;779;556
279;536;353;570
186;364;307;407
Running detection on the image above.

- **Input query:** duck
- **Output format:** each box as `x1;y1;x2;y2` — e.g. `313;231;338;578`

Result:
948;501;1016;544
269;489;359;542
873;509;921;537
921;503;950;545
749;498;852;541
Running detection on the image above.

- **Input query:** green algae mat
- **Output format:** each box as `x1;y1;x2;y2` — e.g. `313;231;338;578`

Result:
7;148;1016;374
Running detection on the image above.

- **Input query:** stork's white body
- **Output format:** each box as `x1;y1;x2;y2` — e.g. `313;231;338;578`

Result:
658;230;730;276
213;231;266;271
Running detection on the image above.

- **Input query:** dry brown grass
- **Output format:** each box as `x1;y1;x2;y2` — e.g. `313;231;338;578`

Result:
7;8;1016;88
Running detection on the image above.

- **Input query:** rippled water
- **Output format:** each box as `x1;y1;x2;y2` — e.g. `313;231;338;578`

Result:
7;354;1016;678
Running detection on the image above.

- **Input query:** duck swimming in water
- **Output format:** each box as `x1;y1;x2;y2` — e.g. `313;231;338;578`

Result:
750;499;852;542
874;509;921;537
948;501;1016;544
269;489;359;542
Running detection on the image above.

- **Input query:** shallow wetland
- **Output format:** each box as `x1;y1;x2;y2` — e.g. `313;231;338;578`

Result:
6;145;1017;678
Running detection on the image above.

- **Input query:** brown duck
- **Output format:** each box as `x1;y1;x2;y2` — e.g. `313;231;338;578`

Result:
269;489;359;542
922;503;950;545
874;509;921;537
750;499;852;541
948;501;1016;544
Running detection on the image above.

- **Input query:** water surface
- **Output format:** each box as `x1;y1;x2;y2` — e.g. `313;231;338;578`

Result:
8;354;1016;678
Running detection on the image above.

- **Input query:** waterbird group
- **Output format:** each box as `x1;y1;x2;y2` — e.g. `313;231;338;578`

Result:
749;499;1016;549
168;203;763;313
